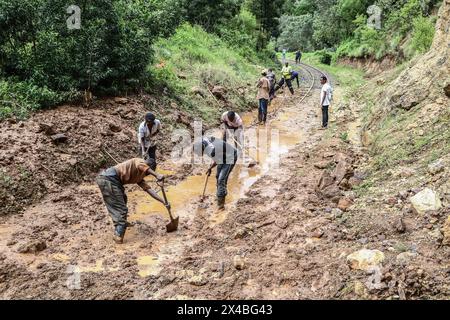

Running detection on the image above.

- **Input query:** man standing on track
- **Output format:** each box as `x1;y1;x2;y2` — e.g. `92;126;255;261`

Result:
295;50;302;64
267;68;276;101
256;70;271;125
138;112;161;170
274;62;294;95
319;75;332;129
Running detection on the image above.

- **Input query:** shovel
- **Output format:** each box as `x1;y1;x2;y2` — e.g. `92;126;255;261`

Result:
159;181;179;233
200;174;210;202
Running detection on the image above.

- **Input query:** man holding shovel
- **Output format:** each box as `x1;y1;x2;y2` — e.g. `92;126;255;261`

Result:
194;137;237;210
138;112;161;170
96;157;169;244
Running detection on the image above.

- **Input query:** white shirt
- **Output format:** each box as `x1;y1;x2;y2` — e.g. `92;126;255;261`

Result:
320;83;332;106
138;119;161;148
221;111;243;128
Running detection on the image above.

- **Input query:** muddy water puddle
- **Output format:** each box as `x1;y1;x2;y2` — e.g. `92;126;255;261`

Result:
128;101;307;226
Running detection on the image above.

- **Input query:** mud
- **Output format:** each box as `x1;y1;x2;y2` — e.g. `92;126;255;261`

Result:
0;63;448;300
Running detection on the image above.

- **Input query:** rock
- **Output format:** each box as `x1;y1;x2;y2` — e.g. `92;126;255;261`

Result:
233;255;245;270
211;86;226;100
332;160;353;185
444;83;450;97
427;160;445;175
396;252;417;266
317;171;335;190
395;217;406;233
346;249;385;271
188;275;207;286
246;160;258;168
108;123;122;133
354;281;366;296
339;179;351;190
410;188;442;215
17;240;47;253
314;161;330;169
332;208;343;218
114;97;128;105
442;216;450;245
348;176;363;188
50;133;68;144
337;198;353;211
38;123;56;135
428;228;443;242
191;86;205;98
311;230;324;238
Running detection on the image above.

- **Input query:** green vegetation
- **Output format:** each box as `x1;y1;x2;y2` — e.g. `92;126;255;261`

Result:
151;23;273;123
277;0;441;62
0;0;278;120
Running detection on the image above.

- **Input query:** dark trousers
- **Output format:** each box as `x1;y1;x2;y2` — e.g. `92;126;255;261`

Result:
322;105;329;128
291;74;300;88
274;78;294;94
258;98;268;123
96;173;128;235
146;145;157;171
216;163;235;199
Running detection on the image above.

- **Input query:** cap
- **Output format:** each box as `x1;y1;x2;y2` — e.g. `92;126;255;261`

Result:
145;112;155;122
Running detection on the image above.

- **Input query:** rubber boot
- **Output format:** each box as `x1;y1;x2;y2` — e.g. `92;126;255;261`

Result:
113;225;126;244
217;197;225;210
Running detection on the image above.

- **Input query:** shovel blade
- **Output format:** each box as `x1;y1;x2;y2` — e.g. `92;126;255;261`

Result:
166;216;179;233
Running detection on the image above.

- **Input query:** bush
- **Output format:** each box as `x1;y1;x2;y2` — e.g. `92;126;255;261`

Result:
410;16;435;54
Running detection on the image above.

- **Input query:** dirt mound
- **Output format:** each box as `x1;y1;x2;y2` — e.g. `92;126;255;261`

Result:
0;96;198;216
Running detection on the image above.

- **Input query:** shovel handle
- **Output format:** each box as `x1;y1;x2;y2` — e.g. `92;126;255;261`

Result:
158;181;175;221
201;174;209;199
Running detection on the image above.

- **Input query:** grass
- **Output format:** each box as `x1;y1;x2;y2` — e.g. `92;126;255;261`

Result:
150;23;274;124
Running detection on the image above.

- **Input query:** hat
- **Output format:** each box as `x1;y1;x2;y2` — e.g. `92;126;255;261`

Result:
145;112;155;122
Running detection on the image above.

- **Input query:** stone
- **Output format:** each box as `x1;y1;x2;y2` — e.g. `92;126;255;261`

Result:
395;217;406;233
444;83;450;97
332;160;353;185
442;216;450;245
50;133;68;144
114;97;128;105
108;123;122;133
348;176;363;188
38;123;56;135
16;240;47;253
191;86;205;97
314;161;330;169
396;252;417;266
211;86;226;100
188;275;207;286
428;228;443;242
427;160;445;175
410;188;442;215
354;281;366;296
332;208;343;218
337;198;353;211
346;249;385;271
233;255;245;270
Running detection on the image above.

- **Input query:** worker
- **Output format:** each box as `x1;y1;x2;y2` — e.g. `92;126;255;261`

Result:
319;75;333;129
282;49;287;62
194;137;237;210
221;110;243;153
291;70;300;88
138;112;161;170
256;70;271;125
266;68;277;101
295;50;302;64
274;62;294;95
96;158;169;244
